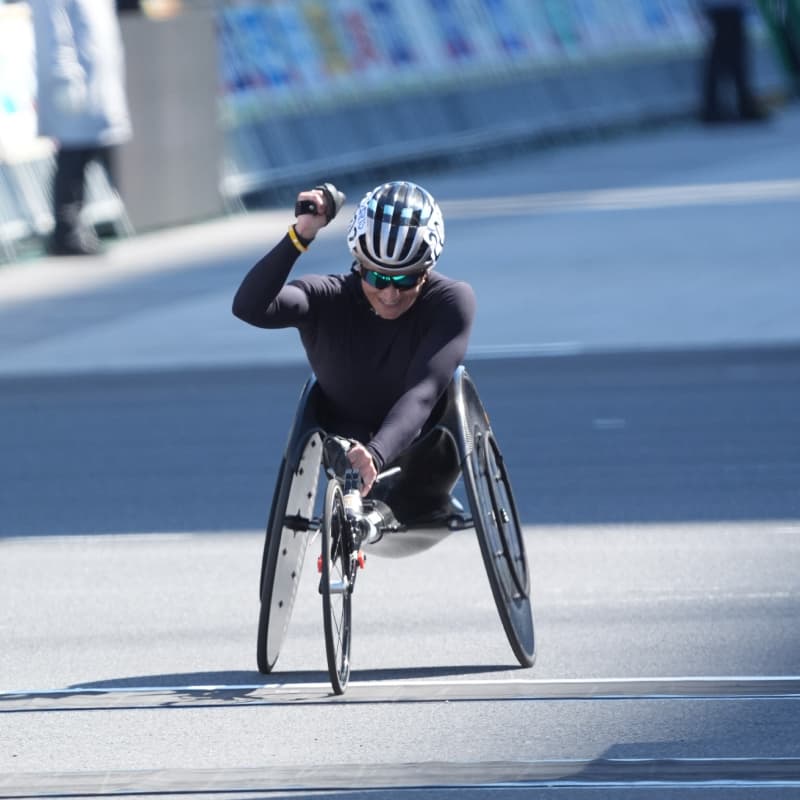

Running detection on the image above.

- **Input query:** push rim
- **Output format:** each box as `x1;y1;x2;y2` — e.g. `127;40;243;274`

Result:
467;427;535;667
476;431;529;597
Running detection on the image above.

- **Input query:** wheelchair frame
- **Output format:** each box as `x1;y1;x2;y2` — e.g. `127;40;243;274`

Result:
255;365;535;692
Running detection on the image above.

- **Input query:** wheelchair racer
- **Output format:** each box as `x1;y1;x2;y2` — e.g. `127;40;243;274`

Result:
232;180;476;525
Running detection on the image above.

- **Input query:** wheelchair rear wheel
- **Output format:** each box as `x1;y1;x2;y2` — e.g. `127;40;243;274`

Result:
256;457;294;674
320;480;353;694
465;428;535;667
256;433;323;674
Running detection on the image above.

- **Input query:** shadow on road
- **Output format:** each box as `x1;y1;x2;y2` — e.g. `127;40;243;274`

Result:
67;663;520;691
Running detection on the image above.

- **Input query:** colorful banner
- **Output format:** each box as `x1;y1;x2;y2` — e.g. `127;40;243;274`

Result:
480;0;534;58
212;0;721;123
365;0;420;68
3;0;770;143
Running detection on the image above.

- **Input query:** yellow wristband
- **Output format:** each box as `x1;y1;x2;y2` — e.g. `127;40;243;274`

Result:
287;225;308;253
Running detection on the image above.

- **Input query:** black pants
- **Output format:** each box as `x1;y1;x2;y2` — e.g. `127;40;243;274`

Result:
52;145;115;242
367;384;463;524
316;383;462;524
371;427;462;524
703;6;758;118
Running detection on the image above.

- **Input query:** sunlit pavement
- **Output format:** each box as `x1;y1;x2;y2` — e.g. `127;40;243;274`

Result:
1;105;799;799
0;104;799;377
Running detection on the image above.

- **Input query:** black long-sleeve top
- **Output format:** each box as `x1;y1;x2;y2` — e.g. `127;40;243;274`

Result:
232;234;476;470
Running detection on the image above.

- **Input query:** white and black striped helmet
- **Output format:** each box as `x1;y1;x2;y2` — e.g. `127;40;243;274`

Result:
347;181;445;274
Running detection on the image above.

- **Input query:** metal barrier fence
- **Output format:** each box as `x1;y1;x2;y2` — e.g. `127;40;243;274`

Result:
0;3;133;261
0;146;134;262
215;0;786;202
0;0;789;262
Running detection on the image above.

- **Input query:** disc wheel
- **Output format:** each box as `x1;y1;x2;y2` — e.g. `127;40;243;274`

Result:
320;480;353;694
256;443;319;675
256;458;293;674
465;429;535;667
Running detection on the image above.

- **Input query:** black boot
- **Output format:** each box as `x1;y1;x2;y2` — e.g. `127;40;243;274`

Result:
49;159;104;256
47;218;103;257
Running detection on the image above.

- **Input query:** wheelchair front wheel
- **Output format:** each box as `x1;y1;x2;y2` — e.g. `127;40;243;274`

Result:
320;480;353;694
465;429;535;668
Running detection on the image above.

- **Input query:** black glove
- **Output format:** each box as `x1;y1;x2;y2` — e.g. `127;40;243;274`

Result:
295;182;346;223
323;435;353;480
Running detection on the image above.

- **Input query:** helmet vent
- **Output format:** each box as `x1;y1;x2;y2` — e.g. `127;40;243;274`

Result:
347;181;444;274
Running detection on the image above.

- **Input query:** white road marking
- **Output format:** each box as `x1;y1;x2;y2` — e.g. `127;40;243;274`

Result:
2;757;800;795
443;178;800;217
592;417;627;430
4;674;800;698
468;341;585;358
546;589;798;606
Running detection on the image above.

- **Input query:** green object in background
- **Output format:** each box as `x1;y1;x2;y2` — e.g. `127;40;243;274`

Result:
756;0;800;93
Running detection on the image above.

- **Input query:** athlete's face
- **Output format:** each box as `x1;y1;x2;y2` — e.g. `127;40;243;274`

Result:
360;270;427;320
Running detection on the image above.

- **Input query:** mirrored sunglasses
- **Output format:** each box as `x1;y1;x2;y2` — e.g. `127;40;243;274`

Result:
359;267;423;291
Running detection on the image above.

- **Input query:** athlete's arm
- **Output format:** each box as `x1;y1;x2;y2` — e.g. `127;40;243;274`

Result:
366;281;476;471
231;236;312;328
232;188;331;328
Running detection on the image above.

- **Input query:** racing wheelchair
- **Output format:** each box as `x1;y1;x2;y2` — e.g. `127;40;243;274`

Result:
255;365;534;694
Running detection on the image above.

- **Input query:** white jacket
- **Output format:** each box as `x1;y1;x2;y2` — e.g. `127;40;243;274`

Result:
30;0;132;147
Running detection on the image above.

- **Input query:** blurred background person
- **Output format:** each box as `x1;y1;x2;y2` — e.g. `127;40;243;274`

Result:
29;0;132;256
699;0;770;123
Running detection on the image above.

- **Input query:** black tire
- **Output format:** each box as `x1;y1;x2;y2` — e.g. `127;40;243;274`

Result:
465;428;535;667
320;480;352;694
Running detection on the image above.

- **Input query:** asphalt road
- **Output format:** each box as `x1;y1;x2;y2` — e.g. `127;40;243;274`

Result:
1;348;798;538
2;105;800;799
2;352;800;798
